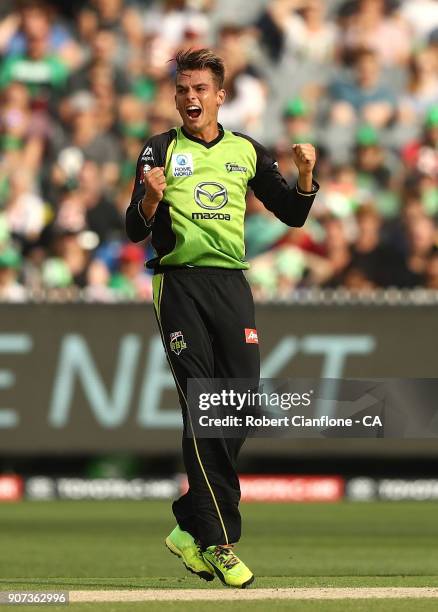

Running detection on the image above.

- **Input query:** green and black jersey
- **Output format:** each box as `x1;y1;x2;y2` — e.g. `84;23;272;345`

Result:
126;124;319;270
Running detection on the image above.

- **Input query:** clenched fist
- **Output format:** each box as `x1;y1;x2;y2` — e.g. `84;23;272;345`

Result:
292;143;316;174
141;166;167;220
291;143;316;192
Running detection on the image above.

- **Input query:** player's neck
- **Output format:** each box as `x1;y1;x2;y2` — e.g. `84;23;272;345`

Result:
183;121;220;143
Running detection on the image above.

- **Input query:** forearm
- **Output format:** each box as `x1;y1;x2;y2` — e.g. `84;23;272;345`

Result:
125;199;152;243
140;192;159;222
297;171;314;193
126;135;168;242
280;182;318;227
252;170;319;227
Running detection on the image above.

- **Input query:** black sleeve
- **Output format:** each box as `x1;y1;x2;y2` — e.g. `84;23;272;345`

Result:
125;130;175;243
238;133;319;228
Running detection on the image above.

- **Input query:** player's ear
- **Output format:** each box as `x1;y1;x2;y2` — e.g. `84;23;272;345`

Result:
217;88;226;107
174;94;177;109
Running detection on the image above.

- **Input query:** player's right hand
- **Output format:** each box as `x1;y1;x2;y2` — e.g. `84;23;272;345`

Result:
143;166;167;203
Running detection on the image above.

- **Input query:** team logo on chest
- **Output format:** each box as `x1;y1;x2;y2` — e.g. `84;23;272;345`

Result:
225;162;247;173
170;331;187;355
172;153;194;177
192;181;230;221
194;182;228;210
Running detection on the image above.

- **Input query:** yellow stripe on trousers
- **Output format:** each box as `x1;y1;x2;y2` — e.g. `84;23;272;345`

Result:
152;273;229;545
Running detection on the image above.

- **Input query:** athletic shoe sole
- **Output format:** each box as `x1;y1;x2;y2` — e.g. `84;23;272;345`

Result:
165;537;215;582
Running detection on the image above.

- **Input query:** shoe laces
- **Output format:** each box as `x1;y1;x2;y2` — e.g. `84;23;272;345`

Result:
195;541;204;557
212;545;240;570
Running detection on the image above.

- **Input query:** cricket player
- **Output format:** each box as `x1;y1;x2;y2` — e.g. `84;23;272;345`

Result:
126;48;318;588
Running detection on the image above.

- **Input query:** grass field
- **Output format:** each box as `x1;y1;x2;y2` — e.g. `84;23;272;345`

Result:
1;500;438;610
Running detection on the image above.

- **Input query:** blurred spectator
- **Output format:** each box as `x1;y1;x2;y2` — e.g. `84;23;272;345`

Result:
143;0;211;51
46;160;123;260
290;0;338;64
339;0;411;67
353;124;401;216
282;97;317;145
402;105;438;179
4;168;46;246
402;214;438;286
78;160;123;243
329;48;396;127
77;0;144;68
246;245;307;300
425;248;438;289
54;92;121;188
245;191;290;259
109;242;151;300
255;0;291;63
384;187;427;253
0;82;47;176
322;164;362;218
400;0;438;44
0;245;26;301
399;47;438;123
0;0;82;69
0;0;437;302
84;258;114;302
68;27;131;97
342;266;376;291
354;125;391;189
0;6;70;108
349;203;404;286
262;0;338;64
217;25;267;135
43;226;90;289
320;215;352;286
89;0;137;33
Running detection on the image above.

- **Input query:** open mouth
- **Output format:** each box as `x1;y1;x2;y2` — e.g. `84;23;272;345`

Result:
186;105;202;119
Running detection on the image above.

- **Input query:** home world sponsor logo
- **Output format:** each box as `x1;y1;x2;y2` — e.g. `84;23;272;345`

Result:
172;153;193;176
225;162;247;173
170;331;187;355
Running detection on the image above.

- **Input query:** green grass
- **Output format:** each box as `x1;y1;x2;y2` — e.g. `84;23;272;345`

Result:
0;499;438;609
3;602;438;612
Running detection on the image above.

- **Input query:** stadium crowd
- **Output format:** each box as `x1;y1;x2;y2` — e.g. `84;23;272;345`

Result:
0;0;437;302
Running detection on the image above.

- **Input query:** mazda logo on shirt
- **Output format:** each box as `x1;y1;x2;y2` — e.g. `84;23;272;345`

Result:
194;182;228;210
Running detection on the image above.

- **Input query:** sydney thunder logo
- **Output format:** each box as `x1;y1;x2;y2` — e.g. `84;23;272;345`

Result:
170;331;187;355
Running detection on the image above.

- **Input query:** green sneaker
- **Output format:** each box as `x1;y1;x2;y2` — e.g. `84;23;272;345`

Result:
165;526;214;582
202;545;254;588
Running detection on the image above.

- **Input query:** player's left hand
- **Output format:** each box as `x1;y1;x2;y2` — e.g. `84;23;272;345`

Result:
291;143;316;175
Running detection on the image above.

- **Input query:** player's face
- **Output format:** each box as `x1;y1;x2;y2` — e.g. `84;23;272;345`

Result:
175;69;225;135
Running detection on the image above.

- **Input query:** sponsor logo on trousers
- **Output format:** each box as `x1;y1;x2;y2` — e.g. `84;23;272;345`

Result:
245;328;258;344
170;331;187;355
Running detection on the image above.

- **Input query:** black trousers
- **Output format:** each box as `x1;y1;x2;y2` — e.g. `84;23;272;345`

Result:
152;268;260;547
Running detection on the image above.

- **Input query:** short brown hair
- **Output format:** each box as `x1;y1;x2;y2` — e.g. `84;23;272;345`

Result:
174;48;225;89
